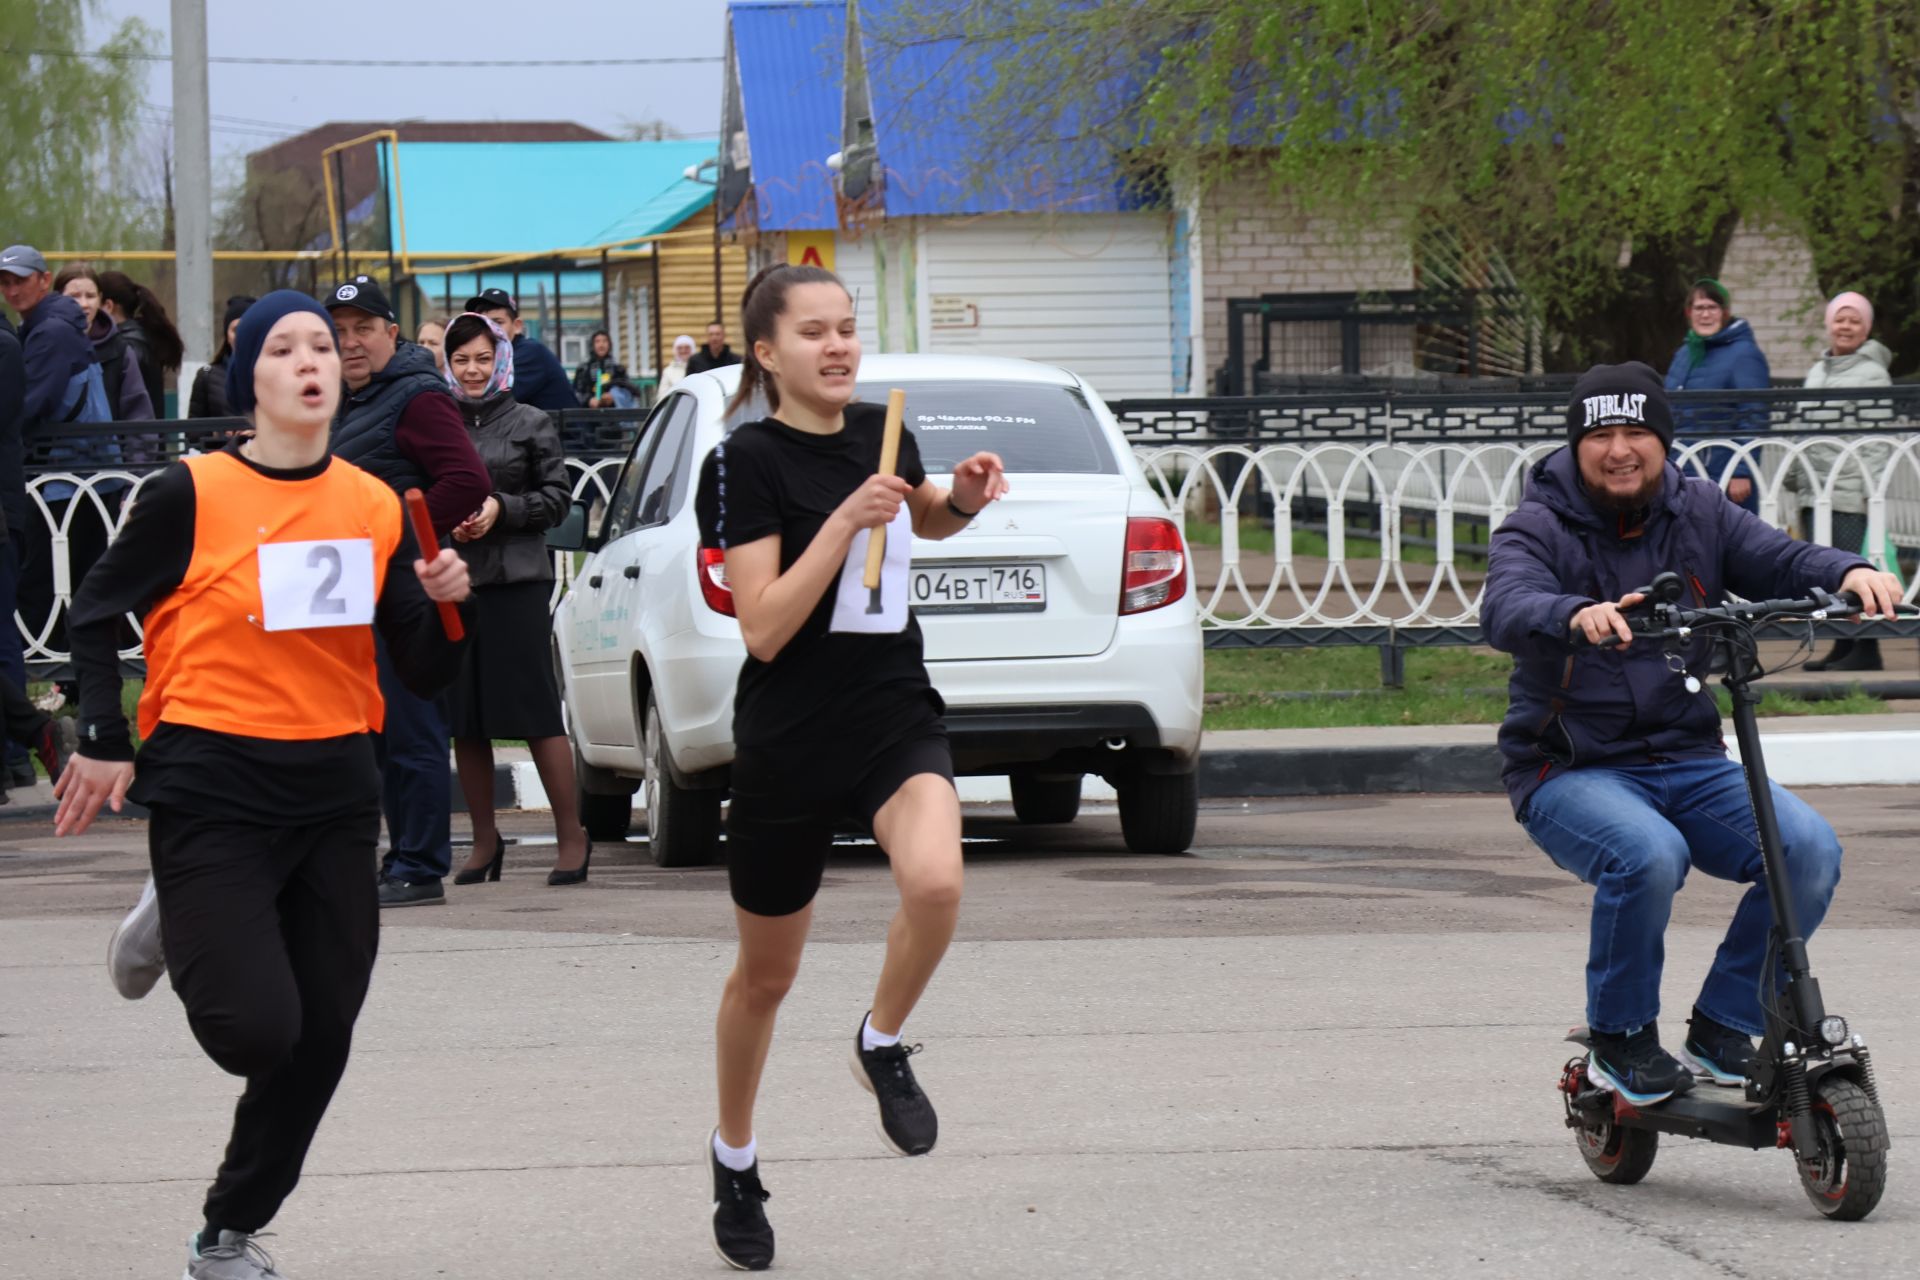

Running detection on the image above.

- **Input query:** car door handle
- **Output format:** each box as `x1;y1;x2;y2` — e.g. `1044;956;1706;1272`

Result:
623;564;640;579
589;573;604;588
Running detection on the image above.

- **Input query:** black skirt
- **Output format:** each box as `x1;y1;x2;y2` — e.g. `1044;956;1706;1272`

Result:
441;579;566;740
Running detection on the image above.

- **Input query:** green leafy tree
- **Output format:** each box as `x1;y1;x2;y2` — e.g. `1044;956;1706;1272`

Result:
0;2;161;251
870;1;1920;373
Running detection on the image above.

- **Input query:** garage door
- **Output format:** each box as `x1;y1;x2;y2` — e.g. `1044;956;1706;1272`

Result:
921;213;1175;400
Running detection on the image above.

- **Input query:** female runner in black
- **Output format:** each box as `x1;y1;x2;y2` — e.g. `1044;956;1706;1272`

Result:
53;290;471;1280
693;264;1008;1270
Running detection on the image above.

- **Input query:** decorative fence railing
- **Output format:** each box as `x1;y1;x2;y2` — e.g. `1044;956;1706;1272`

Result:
13;388;1920;673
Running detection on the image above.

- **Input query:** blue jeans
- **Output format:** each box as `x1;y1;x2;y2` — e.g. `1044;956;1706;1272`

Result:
1522;756;1842;1037
373;634;452;883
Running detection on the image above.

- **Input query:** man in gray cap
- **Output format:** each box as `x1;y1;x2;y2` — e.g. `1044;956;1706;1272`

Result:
2;244;108;774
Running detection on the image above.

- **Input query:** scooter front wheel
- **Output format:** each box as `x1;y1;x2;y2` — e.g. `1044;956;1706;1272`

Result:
1574;1116;1659;1185
1797;1076;1889;1220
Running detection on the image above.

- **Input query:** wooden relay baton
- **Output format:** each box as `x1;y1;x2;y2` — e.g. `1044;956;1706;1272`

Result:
404;487;466;641
862;388;909;613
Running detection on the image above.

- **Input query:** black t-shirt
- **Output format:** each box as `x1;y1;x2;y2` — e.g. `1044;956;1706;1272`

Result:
694;404;943;750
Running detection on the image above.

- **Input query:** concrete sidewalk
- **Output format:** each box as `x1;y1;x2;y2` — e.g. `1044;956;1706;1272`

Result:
10;714;1919;821
486;712;1920;810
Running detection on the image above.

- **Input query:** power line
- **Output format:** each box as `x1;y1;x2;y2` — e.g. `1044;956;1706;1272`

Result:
143;100;309;135
27;47;721;68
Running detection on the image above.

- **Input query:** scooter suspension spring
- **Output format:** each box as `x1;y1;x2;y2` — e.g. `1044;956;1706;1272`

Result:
1854;1045;1879;1106
1782;1055;1811;1119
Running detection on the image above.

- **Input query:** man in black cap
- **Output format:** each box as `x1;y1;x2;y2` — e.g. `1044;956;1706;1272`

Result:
685;319;740;376
326;274;490;908
1481;361;1898;1108
465;287;575;412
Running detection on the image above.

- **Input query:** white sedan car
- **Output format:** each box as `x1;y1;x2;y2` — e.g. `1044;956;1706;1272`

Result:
552;354;1203;866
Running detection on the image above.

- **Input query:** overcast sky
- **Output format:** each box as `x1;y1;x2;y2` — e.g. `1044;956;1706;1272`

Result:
90;0;730;172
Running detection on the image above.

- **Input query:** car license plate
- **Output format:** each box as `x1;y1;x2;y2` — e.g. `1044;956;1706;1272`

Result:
910;563;1046;614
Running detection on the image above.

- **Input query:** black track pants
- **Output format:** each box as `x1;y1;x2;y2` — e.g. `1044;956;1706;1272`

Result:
148;804;380;1232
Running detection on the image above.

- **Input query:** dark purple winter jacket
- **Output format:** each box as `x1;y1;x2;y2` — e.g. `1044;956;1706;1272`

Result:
1482;446;1867;816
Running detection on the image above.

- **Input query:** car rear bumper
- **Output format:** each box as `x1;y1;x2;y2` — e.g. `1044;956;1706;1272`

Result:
942;702;1190;776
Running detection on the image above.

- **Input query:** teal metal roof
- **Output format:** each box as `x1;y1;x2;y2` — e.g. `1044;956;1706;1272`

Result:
386;139;719;258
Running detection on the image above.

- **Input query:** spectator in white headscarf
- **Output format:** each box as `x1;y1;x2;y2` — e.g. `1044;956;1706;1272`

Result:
1793;290;1896;672
657;334;696;395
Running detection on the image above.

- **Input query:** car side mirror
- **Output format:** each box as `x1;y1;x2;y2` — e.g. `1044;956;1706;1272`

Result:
547;500;590;552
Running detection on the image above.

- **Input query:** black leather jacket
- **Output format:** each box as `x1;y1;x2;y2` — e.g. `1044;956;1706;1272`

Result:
454;388;571;586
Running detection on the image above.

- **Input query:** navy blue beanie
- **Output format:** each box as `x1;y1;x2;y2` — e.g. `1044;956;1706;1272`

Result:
225;290;338;417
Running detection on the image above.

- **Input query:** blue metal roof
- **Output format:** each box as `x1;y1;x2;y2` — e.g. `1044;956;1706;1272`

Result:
727;2;844;231
386;139;719;258
855;0;1154;218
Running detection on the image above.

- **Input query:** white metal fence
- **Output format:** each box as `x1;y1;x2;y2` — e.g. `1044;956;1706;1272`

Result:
17;436;1919;666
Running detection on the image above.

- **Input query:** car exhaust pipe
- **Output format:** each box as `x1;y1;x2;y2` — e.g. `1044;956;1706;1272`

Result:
1104;737;1128;751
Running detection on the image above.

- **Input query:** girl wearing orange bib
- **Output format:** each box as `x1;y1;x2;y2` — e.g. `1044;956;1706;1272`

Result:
53;291;471;1280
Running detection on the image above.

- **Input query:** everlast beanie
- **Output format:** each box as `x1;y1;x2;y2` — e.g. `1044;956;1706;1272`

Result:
1567;361;1674;450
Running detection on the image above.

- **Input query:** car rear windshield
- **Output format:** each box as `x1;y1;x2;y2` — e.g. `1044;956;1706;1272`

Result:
855;380;1118;475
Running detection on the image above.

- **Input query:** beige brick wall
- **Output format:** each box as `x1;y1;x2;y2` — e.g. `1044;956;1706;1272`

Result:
1714;219;1825;378
1197;171;1413;378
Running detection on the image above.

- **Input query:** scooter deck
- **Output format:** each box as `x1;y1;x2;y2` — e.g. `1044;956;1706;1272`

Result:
1610;1088;1778;1149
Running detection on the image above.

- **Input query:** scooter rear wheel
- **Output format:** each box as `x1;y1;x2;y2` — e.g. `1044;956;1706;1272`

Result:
1797;1076;1889;1220
1574;1116;1659;1185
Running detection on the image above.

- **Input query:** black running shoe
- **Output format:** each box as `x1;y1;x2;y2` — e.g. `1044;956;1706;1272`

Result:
708;1132;773;1272
850;1014;938;1155
1682;1007;1758;1087
1587;1021;1696;1105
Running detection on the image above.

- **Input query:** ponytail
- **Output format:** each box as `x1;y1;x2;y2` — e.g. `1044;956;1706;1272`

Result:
98;271;185;371
726;263;846;417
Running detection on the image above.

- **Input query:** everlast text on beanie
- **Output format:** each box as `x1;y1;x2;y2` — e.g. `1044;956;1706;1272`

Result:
226;291;338;417
1566;361;1674;450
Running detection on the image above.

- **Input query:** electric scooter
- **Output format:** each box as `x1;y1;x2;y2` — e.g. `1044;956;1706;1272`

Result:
1558;571;1893;1220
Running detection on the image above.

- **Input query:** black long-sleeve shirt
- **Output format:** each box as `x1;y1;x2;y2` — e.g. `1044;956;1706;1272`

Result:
69;438;469;821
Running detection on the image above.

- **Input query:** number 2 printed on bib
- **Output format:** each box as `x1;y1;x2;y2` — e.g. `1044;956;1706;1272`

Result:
257;538;377;632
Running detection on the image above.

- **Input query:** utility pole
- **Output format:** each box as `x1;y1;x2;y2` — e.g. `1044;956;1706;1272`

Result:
171;0;214;394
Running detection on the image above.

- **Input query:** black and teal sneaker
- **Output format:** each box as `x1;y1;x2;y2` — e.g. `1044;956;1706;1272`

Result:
1681;1007;1758;1087
1587;1021;1696;1105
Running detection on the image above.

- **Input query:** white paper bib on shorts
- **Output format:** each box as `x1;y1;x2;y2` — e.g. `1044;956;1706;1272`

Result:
830;504;912;634
256;538;377;632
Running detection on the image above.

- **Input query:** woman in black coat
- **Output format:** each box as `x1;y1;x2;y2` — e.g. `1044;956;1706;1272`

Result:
438;313;591;885
187;296;257;422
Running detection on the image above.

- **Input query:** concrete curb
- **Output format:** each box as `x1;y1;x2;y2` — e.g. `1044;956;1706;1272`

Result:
10;724;1912;822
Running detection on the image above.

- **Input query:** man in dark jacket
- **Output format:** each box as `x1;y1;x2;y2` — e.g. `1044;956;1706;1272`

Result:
0;312;25;776
327;275;490;908
685;320;740;375
1483;361;1898;1106
465;288;574;412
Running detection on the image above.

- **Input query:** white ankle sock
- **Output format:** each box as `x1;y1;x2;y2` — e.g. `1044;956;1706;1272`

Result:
713;1130;757;1172
861;1013;901;1051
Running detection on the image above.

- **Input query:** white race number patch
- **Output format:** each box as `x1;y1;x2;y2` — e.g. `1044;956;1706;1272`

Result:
830;504;912;635
257;538;376;632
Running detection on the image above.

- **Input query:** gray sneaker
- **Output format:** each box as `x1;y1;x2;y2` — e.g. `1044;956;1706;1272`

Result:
184;1229;285;1278
107;876;164;999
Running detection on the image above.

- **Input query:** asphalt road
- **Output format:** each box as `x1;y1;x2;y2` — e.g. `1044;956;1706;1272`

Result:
4;789;1918;1277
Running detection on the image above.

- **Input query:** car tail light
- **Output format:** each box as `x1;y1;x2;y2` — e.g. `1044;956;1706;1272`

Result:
1121;517;1187;615
697;547;736;616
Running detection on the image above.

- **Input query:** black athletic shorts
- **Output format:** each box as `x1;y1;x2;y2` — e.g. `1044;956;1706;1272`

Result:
726;727;955;917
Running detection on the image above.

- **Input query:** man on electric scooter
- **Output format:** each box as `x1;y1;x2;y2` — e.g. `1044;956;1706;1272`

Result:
1482;361;1902;1106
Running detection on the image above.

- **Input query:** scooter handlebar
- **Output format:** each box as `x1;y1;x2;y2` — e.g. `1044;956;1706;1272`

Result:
1566;588;1908;649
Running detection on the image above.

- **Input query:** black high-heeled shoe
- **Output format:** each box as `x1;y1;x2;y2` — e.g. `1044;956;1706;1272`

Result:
547;842;592;887
454;835;506;886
